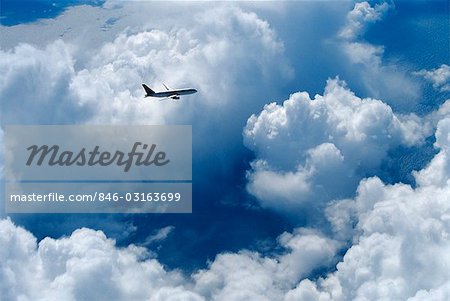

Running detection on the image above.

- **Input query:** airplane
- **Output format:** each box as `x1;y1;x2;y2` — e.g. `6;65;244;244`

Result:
142;83;197;100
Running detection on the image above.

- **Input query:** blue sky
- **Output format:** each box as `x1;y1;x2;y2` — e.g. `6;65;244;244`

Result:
0;0;103;25
1;1;450;300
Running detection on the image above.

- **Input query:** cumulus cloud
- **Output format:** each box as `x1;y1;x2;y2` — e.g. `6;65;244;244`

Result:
414;117;450;188
0;218;339;301
0;40;87;124
70;5;292;124
337;1;421;109
0;218;199;301
415;64;450;92
338;1;389;40
2;115;449;300
288;115;450;300
244;77;428;213
0;128;3;216
0;3;295;213
193;228;339;301
1;4;292;126
1;2;449;300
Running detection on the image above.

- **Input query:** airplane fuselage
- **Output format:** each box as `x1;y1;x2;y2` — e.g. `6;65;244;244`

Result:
150;89;197;98
142;84;197;100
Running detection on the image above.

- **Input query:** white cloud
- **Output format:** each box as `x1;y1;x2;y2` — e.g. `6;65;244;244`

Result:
415;64;450;92
1;4;292;127
0;218;339;301
244;77;428;212
337;1;421;109
149;286;205;301
0;218;198;301
338;1;389;40
413;117;450;188
289;115;450;300
2;116;450;300
143;226;175;245
69;5;292;124
0;40;85;124
1;2;449;300
0;3;294;190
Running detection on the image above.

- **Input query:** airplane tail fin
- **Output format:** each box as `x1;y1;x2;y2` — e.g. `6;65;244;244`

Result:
142;84;155;96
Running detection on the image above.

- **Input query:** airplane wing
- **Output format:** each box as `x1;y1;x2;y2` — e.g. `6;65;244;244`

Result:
162;83;171;91
156;91;177;97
